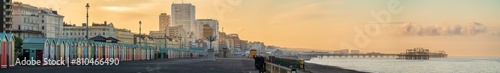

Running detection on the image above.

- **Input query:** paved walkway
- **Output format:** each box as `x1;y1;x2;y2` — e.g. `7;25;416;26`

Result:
0;57;259;73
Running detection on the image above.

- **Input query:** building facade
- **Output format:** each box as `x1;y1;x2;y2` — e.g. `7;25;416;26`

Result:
250;41;265;53
62;22;115;39
1;0;13;32
159;13;170;32
168;25;184;38
171;3;195;33
114;28;134;44
134;34;155;46
38;8;64;38
149;13;171;38
218;32;227;51
149;31;165;38
196;19;218;39
11;2;42;38
171;3;195;48
227;34;241;54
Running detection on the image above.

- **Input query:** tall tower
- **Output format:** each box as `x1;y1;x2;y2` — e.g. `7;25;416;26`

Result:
171;3;195;35
159;13;170;32
172;3;196;49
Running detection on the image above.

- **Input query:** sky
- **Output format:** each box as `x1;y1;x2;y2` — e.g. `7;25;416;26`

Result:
15;0;500;57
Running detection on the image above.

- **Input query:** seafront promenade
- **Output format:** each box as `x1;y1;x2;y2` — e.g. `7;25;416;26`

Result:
0;57;259;73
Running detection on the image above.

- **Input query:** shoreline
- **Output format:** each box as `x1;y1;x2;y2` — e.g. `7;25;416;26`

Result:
305;62;368;73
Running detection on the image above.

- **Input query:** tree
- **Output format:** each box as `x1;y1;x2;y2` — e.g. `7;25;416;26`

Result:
14;36;23;57
205;35;217;50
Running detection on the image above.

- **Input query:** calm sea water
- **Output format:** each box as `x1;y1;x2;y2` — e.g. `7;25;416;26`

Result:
306;57;500;73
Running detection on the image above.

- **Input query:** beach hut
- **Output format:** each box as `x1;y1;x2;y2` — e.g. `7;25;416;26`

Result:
111;43;115;59
130;44;135;61
56;39;64;61
64;39;70;64
106;43;110;59
70;39;77;61
49;39;56;62
97;42;103;59
126;44;131;61
110;43;115;59
122;44;126;61
0;33;8;68
88;41;94;59
92;41;98;59
6;34;14;67
146;46;150;60
83;41;88;59
76;40;82;59
43;38;49;65
22;38;46;66
150;46;154;60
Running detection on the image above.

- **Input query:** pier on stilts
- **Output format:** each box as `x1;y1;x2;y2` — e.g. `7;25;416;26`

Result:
296;47;447;60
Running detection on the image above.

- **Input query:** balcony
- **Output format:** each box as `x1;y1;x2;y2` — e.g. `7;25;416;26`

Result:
11;30;43;34
5;22;12;24
5;2;12;5
5;15;12;18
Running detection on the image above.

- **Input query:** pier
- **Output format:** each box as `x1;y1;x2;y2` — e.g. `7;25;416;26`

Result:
297;48;447;60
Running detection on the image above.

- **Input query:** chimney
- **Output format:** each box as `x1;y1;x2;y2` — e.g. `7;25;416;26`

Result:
52;11;58;14
104;21;107;25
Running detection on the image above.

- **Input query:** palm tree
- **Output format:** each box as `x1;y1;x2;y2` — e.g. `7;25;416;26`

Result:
206;35;217;50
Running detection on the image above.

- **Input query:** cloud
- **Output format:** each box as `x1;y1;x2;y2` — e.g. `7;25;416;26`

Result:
102;6;137;11
398;22;487;36
268;1;343;25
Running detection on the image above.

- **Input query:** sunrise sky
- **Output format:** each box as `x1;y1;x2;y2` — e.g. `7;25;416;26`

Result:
14;0;500;57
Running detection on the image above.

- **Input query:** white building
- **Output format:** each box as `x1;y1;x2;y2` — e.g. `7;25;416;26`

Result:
39;8;64;38
171;3;195;33
11;2;43;38
115;28;134;44
249;41;265;53
62;22;115;39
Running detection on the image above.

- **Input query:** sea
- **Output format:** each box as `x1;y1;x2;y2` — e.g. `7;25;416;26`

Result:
306;57;500;73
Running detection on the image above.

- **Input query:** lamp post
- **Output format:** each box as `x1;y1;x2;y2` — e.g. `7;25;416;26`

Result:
138;21;142;60
85;3;90;59
139;21;142;45
85;3;90;40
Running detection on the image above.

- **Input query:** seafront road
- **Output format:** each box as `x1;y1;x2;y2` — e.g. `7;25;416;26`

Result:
0;57;260;73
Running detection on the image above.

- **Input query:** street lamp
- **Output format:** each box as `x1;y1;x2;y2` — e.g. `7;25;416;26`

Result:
85;3;90;40
139;21;142;45
85;3;90;59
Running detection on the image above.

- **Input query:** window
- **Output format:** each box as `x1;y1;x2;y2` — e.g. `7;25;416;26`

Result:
41;26;45;30
18;25;20;30
103;32;105;35
41;20;45;23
